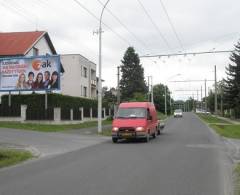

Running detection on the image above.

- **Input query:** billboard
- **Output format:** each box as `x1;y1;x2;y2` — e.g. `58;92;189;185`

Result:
0;55;60;91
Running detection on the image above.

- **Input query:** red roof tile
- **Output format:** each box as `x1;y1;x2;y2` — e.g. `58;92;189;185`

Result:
0;31;45;56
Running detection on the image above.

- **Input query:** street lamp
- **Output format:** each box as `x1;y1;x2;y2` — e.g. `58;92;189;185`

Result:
98;0;111;134
165;74;181;116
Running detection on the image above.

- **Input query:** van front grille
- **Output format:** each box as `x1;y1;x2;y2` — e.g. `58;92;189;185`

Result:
119;127;135;132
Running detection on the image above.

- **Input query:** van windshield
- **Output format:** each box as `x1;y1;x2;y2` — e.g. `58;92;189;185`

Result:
116;107;146;119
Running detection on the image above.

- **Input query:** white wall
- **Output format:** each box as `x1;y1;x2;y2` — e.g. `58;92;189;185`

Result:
25;36;53;56
60;54;97;98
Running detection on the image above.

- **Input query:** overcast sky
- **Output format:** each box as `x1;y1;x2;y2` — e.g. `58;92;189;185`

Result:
1;0;239;100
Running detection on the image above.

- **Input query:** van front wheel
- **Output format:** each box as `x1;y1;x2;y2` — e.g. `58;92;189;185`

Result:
143;133;150;143
112;137;118;143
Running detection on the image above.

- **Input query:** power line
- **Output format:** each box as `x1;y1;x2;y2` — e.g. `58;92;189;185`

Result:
136;0;172;51
174;89;200;92
73;0;131;46
96;0;149;49
170;80;214;83
140;49;234;58
158;0;184;51
0;1;35;24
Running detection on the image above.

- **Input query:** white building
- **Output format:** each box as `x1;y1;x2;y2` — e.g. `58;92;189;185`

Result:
60;54;97;99
0;30;64;71
0;31;97;99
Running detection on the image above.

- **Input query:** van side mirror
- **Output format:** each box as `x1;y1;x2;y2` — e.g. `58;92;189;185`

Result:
148;115;152;120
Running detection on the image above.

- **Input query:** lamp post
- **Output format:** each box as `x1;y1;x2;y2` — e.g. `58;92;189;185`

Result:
165;74;181;116
98;0;111;134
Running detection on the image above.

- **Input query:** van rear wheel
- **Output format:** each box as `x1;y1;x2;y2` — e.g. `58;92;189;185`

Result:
152;131;156;138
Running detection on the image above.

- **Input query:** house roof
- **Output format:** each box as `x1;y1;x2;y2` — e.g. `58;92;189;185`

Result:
0;31;54;56
0;31;64;72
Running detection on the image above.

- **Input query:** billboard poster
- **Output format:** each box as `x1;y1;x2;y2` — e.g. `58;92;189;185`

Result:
0;55;60;91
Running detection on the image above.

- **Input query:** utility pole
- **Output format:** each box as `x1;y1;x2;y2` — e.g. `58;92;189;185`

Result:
197;89;199;109
97;0;111;134
117;66;120;105
151;76;153;104
214;65;217;114
147;76;150;102
205;79;207;112
201;86;202;111
169;92;171;114
221;85;223;116
165;85;167;116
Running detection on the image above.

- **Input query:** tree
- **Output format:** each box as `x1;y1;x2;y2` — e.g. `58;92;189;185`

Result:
120;47;148;101
129;92;148;102
102;87;117;108
224;41;240;118
185;98;195;112
153;84;171;114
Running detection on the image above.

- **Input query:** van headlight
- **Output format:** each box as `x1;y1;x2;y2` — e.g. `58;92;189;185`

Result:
112;127;119;132
136;127;145;131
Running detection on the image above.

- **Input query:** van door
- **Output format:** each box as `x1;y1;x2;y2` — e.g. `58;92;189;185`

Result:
147;108;153;134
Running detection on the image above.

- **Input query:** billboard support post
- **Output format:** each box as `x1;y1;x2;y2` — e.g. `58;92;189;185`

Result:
45;91;48;110
8;91;11;107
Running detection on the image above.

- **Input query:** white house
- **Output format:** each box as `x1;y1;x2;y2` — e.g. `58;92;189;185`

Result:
0;31;98;99
60;54;97;98
0;30;64;71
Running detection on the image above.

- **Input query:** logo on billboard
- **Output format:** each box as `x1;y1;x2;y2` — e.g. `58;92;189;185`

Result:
32;60;41;71
32;59;52;71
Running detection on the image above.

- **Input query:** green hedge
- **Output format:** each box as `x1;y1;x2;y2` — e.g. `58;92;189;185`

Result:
1;94;106;110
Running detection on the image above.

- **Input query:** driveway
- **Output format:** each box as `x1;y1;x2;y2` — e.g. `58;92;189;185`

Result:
0;128;108;157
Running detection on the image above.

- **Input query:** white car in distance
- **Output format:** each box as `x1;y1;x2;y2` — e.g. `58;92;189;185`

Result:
174;109;183;118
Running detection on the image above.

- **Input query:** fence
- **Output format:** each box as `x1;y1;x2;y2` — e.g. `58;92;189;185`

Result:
0;105;21;117
0;105;113;123
26;107;54;120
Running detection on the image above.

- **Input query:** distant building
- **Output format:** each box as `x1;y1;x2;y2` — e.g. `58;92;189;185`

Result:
60;54;97;99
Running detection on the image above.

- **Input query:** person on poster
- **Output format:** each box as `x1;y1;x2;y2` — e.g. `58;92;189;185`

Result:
26;72;34;89
16;73;28;89
43;71;51;89
33;72;44;89
50;71;59;89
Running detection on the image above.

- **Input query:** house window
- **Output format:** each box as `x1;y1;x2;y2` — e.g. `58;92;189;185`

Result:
83;67;87;78
33;47;39;56
84;87;87;97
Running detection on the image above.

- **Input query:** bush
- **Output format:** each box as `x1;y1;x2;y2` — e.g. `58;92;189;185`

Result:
1;94;112;119
1;94;98;109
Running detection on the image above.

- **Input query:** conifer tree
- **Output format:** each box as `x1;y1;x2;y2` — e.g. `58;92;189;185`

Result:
224;41;240;118
120;47;148;101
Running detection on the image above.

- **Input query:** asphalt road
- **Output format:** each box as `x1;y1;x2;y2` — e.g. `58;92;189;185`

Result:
0;113;233;195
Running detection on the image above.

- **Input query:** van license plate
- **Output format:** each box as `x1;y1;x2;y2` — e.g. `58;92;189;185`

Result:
122;133;132;137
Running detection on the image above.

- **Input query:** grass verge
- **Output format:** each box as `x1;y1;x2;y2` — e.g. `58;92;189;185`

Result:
157;112;168;120
234;163;240;195
197;113;240;139
0;149;33;169
197;113;231;124
210;124;240;139
0;120;112;132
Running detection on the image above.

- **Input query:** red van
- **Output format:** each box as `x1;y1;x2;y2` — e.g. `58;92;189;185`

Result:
112;102;159;143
